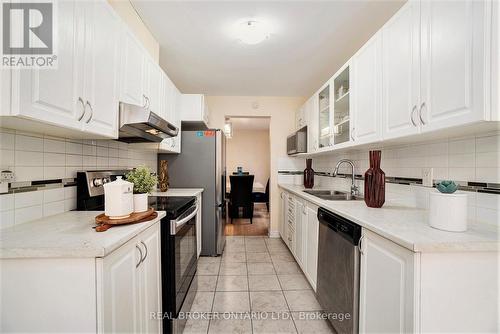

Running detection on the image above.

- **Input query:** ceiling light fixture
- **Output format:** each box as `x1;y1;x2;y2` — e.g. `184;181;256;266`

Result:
234;19;271;45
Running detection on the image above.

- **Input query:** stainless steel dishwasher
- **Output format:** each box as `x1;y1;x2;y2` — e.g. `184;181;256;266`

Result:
316;207;362;334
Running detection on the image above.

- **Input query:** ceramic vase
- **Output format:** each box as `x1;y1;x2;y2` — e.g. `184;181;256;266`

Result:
364;151;385;208
133;193;148;213
158;160;169;192
304;159;314;189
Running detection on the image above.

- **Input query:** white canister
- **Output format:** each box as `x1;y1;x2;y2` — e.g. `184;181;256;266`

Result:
103;176;134;219
133;193;149;213
429;191;468;232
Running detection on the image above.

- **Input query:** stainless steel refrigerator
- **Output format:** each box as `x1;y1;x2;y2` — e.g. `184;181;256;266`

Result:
159;129;226;256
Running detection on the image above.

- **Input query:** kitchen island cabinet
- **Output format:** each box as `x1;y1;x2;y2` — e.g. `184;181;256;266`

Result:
0;211;164;333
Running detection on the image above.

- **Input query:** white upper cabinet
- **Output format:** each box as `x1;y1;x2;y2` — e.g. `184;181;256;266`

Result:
352;32;382;145
295;104;306;130
11;0;84;131
317;82;333;149
120;28;147;107
419;0;489;131
332;63;352;147
143;59;162;115
179;94;210;126
306;95;318;153
82;0;121;137
382;0;421;140
7;0;121;138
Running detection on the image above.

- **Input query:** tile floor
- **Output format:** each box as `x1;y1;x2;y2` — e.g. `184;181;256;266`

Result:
185;236;335;334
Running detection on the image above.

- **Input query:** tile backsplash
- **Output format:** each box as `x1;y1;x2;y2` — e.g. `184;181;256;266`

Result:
0;127;158;229
284;132;499;228
306;132;499;184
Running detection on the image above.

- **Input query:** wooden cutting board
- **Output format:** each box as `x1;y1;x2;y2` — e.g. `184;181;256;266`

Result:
95;208;157;232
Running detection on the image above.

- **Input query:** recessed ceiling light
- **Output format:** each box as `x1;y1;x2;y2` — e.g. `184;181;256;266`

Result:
234;19;271;45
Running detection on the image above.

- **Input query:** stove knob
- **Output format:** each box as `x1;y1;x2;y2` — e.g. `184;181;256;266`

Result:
93;178;103;187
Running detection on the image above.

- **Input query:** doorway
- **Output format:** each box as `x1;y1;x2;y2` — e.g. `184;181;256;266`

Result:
224;116;270;236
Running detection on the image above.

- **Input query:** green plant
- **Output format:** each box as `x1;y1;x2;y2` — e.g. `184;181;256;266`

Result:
126;165;157;194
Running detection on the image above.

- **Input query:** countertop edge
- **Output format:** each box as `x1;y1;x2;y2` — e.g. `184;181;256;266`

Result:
278;183;499;253
0;211;166;260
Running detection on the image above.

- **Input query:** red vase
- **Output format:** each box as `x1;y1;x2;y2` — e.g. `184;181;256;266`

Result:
304;159;314;189
364;151;385;208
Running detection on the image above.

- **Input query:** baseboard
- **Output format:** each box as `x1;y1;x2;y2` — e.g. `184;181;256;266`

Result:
269;230;280;238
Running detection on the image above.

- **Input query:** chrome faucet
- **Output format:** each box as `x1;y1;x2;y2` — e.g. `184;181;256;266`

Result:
333;159;359;196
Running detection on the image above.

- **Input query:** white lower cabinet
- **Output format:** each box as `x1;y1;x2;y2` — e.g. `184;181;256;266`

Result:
359;228;498;333
0;222;162;333
278;189;319;291
359;229;416;333
100;223;161;333
304;203;319;291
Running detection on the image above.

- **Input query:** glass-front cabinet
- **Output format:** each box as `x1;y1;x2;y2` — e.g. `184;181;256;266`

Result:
333;65;351;145
317;83;332;149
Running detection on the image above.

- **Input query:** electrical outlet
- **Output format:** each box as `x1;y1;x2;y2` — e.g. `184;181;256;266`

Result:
0;170;15;182
422;168;433;187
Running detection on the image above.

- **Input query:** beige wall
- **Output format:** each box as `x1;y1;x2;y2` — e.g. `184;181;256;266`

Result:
207;96;305;235
227;129;270;186
108;0;160;63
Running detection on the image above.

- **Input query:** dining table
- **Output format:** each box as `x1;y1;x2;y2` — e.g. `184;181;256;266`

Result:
226;181;265;193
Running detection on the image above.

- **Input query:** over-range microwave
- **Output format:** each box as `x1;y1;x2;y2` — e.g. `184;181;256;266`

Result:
287;127;307;155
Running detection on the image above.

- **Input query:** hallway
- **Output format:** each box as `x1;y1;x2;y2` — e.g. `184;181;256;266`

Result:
185;236;334;334
225;204;270;236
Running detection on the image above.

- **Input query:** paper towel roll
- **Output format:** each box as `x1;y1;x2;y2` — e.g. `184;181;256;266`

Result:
429;191;468;232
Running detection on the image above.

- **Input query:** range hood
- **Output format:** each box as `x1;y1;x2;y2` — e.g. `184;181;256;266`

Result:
118;102;178;143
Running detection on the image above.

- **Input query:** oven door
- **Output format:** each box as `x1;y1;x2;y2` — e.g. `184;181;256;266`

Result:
170;203;198;316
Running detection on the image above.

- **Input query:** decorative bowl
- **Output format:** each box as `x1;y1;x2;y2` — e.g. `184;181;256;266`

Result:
436;180;458;194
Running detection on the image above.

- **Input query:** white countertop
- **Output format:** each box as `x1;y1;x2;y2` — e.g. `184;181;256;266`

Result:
0;211;166;259
150;188;204;197
279;184;499;253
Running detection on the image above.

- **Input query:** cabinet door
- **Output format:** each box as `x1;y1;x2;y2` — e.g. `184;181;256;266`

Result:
102;237;142;333
352;33;382;145
139;224;162;333
145;59;161;114
419;0;489;130
307;96;318;153
382;1;420;140
83;0;120;138
317;83;333;149
279;191;286;240
120;28;146;107
294;200;305;267
13;0;84;130
359;229;415;333
305;204;319;291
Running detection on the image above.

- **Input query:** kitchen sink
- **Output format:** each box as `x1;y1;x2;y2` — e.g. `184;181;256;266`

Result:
303;189;362;201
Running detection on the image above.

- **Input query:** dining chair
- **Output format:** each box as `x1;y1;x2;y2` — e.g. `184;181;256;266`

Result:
228;175;255;224
252;178;270;211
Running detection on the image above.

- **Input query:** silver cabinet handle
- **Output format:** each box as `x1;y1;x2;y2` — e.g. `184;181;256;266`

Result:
358;235;365;255
142;94;148;108
136;245;143;268
140;241;148;262
419;102;426;125
351;127;355;141
145;96;150;109
410;105;417;126
85;101;93;123
77;97;86;121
